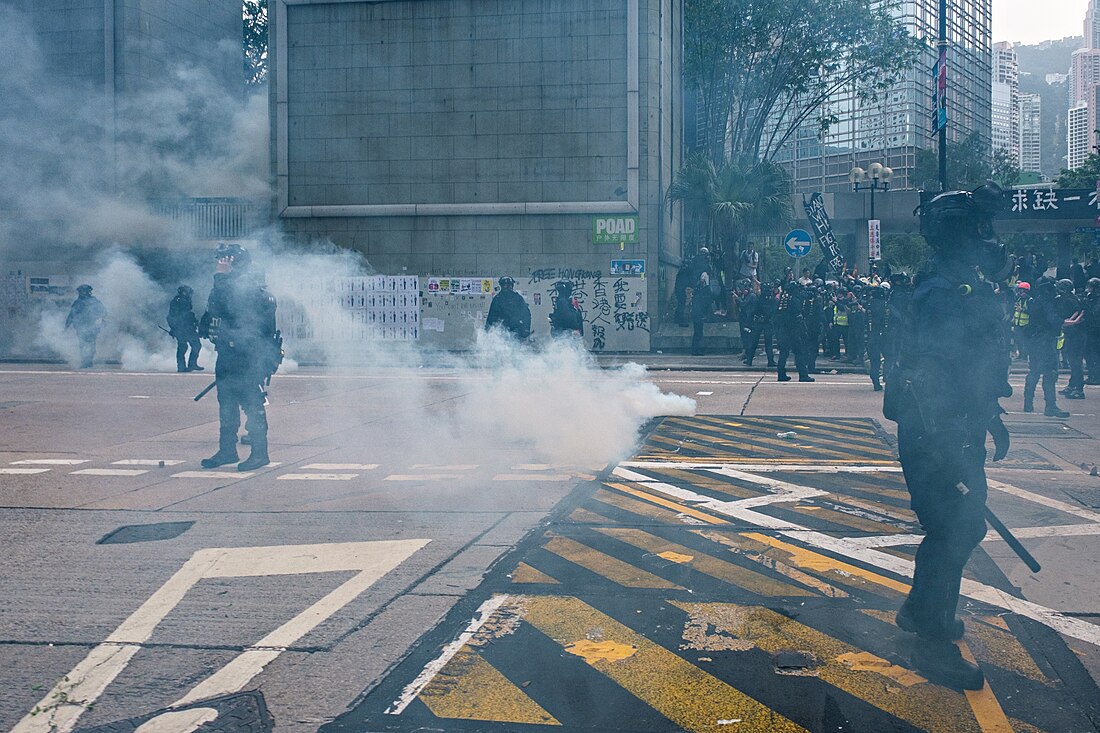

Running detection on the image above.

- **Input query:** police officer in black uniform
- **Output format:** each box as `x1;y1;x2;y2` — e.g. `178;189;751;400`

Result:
484;276;532;340
1022;278;1070;417
199;244;279;472
549;281;585;339
65;284;107;369
775;281;812;382
168;285;204;372
885;182;1013;690
866;283;889;391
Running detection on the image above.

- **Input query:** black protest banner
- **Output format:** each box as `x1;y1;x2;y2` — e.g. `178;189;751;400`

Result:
803;193;845;275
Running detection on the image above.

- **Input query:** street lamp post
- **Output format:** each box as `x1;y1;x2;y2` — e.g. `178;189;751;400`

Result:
849;163;893;264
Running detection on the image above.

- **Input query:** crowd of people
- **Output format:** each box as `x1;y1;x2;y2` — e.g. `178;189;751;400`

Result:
677;246;1100;410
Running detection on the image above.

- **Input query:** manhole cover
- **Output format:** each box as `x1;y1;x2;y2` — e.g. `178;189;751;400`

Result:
73;691;273;733
1004;423;1090;439
988;448;1061;470
97;521;194;545
1062;487;1100;509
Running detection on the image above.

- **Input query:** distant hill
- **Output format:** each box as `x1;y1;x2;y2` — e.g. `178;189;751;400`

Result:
1015;36;1082;178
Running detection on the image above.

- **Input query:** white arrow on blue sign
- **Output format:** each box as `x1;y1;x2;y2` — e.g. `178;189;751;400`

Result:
783;229;813;258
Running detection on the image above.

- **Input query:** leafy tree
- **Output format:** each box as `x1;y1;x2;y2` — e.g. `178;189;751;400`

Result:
244;0;268;86
911;131;992;191
992;147;1020;188
881;232;932;274
1056;151;1100;188
684;0;923;165
667;153;794;281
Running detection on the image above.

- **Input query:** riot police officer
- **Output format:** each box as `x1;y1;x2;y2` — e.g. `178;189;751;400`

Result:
775;281;812;382
484;276;531;340
199;244;280;471
885;182;1013;690
1022;278;1069;417
65;284;107;369
168;285;204;372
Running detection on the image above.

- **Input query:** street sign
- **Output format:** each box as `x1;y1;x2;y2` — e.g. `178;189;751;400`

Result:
783;229;813;258
868;219;881;261
592;216;638;244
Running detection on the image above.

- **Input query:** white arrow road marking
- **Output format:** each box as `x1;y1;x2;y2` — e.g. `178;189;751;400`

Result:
13;539;429;733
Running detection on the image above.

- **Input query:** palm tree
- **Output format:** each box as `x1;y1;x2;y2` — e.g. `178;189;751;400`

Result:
667;153;794;283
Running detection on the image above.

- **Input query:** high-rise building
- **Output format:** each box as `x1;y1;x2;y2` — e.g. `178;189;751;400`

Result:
992;42;1020;161
1019;92;1042;173
1087;0;1100;50
777;0;992;192
1068;103;1091;169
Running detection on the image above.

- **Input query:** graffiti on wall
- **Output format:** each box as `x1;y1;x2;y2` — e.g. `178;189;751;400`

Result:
526;268;648;352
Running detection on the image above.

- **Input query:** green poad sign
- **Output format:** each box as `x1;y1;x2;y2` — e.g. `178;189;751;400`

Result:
592;216;639;244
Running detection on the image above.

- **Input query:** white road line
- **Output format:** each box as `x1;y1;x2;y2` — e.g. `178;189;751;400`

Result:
301;463;378;470
14;540;430;733
981;523;1100;541
492;474;574;482
113;460;185;466
409;464;478;470
989;479;1100;524
172;471;253;479
619;461;902;473
512;464;554;470
621;469;1100;647
0;468;51;475
385;594;509;715
71;468;149;477
11;459;88;465
276;473;358;481
842;534;926;548
384;474;465;481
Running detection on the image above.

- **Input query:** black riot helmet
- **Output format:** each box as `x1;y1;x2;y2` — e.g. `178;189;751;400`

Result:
498;276;515;289
177;285;193;296
918;181;1009;279
76;284;93;295
554;280;573;296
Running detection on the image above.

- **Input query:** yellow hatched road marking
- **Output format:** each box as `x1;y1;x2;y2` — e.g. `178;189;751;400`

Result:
642;467;763;499
695;530;850;598
543;536;684;589
788;503;904;534
671;602;983;733
593;488;701;523
697;415;894;457
742;532;911;595
522;595;809;733
606;482;729;525
830;494;917;523
597;528;816;598
510;562;560;585
959;644;1016;733
417;648;560;725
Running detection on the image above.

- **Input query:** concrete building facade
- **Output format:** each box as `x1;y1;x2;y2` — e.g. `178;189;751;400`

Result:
779;0;992;193
1019;92;1042;174
992;41;1019;161
270;0;683;352
1068;103;1090;170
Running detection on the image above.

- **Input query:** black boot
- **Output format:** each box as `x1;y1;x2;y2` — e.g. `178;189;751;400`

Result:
201;450;239;469
872;379;883;391
1023;394;1034;413
238;434;269;471
896;601;964;641
911;641;985;691
1044;403;1070;418
777;371;791;382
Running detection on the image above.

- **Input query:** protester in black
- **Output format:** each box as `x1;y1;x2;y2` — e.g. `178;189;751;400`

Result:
548;281;584;339
484;276;532;341
168;285;204;372
65;284;107;369
199;244;280;471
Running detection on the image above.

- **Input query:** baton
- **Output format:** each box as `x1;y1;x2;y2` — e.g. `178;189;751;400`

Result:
194;380;217;402
957;482;1041;573
158;325;172;335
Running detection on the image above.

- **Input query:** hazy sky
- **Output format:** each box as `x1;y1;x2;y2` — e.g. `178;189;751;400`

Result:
993;0;1089;45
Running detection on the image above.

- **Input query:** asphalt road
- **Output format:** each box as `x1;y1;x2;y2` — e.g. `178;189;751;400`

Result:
1;363;1098;733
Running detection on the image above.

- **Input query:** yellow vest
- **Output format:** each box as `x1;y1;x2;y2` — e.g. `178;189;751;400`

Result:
1012;298;1030;327
833;306;848;326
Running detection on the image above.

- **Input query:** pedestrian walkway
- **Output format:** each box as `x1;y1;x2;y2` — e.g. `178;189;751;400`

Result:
326;417;1100;733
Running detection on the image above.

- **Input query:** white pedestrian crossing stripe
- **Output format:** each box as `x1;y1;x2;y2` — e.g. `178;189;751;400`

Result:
172;471;253;479
11;459;88;465
301;463;378;470
278;473;358;481
0;468;51;475
112;459;185;466
72;469;149;477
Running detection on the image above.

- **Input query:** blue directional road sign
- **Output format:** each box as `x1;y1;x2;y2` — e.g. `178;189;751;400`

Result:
783;229;813;258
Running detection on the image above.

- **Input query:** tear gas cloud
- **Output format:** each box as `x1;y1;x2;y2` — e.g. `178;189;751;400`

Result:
0;4;695;468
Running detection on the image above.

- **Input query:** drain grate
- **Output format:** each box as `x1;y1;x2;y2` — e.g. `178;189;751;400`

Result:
97;521;194;545
1004;423;1091;439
